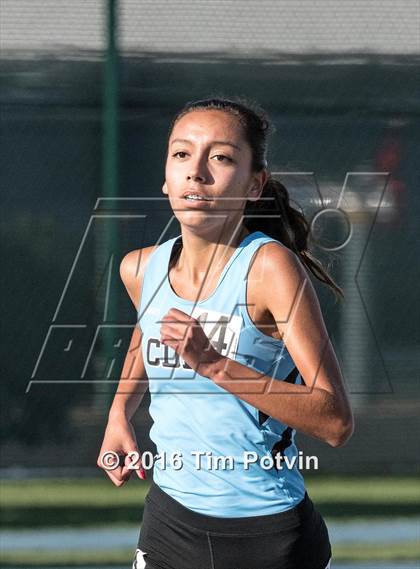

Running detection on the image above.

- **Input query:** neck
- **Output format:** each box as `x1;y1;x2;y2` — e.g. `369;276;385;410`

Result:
174;226;251;285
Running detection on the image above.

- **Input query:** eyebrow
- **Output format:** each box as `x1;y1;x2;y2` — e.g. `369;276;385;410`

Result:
170;138;241;151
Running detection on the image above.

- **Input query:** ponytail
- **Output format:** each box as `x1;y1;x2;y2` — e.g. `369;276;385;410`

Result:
244;176;345;302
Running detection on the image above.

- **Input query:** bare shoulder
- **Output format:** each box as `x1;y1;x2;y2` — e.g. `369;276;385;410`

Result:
250;241;306;282
249;241;314;315
120;245;158;310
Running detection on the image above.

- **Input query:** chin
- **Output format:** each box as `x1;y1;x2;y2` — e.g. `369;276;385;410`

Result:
175;211;214;225
176;215;224;236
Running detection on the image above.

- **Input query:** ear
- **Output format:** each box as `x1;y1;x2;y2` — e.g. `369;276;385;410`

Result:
162;181;168;195
247;170;268;202
246;185;261;202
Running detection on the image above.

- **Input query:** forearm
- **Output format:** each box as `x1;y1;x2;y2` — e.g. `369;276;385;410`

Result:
109;382;147;423
98;329;148;483
108;331;149;422
201;356;353;447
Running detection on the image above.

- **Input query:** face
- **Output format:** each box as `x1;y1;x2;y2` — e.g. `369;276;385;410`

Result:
163;109;266;233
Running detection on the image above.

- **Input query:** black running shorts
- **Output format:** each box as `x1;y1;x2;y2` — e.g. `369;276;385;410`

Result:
132;481;332;569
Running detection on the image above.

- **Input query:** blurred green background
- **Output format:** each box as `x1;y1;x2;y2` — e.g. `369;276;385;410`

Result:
1;1;419;567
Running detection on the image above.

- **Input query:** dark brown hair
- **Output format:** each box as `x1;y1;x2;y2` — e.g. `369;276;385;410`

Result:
168;96;344;301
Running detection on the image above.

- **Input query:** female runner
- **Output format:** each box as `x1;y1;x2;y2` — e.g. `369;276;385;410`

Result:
98;97;354;569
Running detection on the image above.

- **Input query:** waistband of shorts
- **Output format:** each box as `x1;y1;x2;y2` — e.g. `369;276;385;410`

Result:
146;480;314;533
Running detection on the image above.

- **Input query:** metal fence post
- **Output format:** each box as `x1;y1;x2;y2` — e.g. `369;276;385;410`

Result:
95;0;120;408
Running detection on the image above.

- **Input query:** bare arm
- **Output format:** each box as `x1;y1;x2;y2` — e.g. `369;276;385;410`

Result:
201;243;354;448
108;324;148;423
97;246;156;485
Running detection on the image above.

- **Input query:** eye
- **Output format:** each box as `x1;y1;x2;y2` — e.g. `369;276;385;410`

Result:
212;154;233;163
172;151;189;159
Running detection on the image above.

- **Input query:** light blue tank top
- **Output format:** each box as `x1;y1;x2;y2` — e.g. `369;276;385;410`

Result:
138;230;306;517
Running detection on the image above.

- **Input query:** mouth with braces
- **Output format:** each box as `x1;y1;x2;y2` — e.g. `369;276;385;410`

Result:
184;193;213;202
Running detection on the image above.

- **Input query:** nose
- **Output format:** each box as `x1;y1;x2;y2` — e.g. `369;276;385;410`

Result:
187;157;207;183
187;171;206;183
